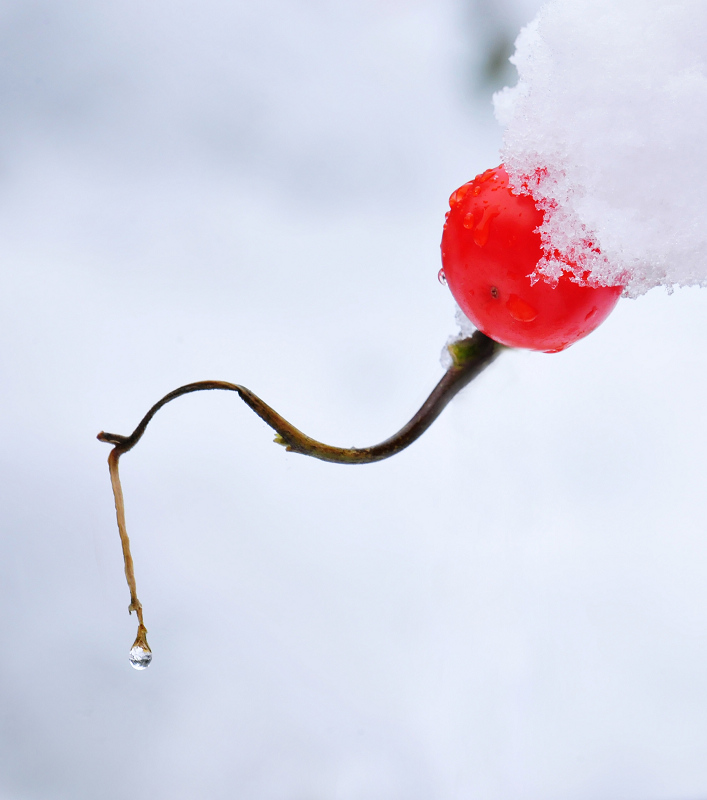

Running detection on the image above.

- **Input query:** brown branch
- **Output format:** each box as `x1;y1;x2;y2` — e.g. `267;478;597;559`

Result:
98;330;503;663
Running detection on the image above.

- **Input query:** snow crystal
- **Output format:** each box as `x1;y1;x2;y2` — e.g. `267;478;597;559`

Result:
494;0;707;297
440;303;478;368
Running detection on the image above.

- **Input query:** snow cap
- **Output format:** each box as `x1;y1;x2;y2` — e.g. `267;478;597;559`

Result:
494;0;707;296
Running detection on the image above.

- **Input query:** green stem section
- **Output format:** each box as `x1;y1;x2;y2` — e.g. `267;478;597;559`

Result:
98;330;503;641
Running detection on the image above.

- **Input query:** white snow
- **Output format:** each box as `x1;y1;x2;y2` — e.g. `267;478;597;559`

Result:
494;0;707;297
440;302;478;368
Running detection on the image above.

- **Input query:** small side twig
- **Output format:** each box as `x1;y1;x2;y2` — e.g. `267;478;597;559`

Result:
98;330;503;662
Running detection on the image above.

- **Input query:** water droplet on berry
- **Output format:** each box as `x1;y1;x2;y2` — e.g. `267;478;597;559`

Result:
507;295;538;323
478;169;495;184
474;228;490;247
584;307;598;321
463;212;475;230
438;268;447;285
129;645;152;670
449;183;470;209
473;207;501;247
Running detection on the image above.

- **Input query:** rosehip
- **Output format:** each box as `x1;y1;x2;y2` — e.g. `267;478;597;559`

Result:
440;165;622;352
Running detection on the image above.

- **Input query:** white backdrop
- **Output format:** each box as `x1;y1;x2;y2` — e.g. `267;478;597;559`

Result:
2;1;707;798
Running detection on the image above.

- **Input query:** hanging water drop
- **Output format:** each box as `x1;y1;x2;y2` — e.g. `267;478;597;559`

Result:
438;268;447;285
129;623;152;670
129;644;152;670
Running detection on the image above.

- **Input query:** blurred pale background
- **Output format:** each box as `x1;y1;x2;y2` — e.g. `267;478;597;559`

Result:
2;1;707;798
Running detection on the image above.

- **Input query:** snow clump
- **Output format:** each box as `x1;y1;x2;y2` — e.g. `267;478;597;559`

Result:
494;0;707;297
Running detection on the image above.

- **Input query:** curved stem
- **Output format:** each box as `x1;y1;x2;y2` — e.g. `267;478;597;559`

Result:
98;331;501;462
98;330;503;650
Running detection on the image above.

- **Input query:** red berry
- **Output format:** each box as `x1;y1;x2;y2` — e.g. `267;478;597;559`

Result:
440;165;622;352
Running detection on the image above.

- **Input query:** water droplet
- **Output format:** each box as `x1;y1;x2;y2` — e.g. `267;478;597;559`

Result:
456;184;470;203
448;183;471;209
463;212;475;230
438;268;447;285
478;168;495;184
129;645;152;670
473;207;501;247
507;294;538;323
